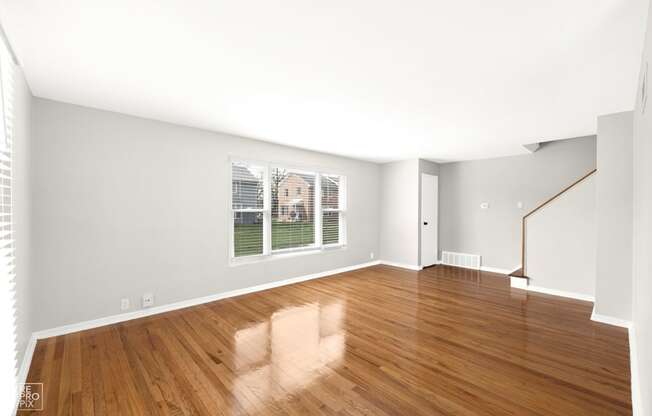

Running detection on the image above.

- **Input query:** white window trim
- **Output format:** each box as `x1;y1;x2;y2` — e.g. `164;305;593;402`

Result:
229;161;268;260
320;173;347;248
228;158;347;266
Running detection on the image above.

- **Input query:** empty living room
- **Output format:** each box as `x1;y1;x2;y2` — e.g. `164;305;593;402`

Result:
2;1;652;415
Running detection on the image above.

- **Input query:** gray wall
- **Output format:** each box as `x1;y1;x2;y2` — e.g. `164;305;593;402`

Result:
525;175;596;297
632;4;652;413
379;159;419;266
439;136;597;271
595;111;633;320
13;66;33;368
30;98;381;331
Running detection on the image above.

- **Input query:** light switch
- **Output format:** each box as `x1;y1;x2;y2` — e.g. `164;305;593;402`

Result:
517;201;523;209
480;202;489;210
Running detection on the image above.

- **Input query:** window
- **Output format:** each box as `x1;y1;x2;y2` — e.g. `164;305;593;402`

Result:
0;37;18;404
231;162;265;256
272;168;315;251
230;160;346;261
321;175;344;245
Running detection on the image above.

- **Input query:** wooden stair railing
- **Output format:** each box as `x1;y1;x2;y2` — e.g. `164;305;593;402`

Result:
517;168;597;277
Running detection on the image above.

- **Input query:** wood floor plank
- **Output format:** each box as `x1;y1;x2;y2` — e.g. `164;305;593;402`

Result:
21;265;632;415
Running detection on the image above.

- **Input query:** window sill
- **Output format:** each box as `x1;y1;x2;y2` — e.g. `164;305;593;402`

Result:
229;244;347;267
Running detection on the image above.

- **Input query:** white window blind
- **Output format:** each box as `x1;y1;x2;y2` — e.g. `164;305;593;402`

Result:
271;168;315;251
321;174;345;245
0;35;17;411
231;162;265;257
230;161;346;262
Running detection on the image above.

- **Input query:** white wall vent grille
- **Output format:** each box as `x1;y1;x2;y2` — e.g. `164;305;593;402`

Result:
441;251;481;270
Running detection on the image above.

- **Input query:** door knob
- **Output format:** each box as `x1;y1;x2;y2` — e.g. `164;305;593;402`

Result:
423;222;428;225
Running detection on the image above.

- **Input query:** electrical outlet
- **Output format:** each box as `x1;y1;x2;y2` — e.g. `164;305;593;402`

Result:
370;252;375;259
120;298;130;311
142;293;154;308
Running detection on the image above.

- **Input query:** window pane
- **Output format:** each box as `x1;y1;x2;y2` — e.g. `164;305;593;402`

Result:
322;175;341;244
322;211;340;245
234;212;263;257
232;162;264;209
271;168;315;250
321;175;339;209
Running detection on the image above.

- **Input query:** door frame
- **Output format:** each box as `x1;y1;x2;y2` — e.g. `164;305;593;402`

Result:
420;173;439;267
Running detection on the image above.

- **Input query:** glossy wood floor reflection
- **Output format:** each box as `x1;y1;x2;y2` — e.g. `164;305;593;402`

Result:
23;265;632;415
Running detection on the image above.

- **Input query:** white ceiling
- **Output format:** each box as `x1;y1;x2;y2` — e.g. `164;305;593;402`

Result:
0;0;648;162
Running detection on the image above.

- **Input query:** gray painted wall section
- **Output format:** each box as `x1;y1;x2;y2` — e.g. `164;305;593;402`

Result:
525;175;596;296
632;3;652;414
595;111;634;321
13;66;33;368
379;159;419;266
30;98;381;331
439;136;597;271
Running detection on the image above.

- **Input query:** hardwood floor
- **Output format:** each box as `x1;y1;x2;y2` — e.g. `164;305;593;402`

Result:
22;265;631;415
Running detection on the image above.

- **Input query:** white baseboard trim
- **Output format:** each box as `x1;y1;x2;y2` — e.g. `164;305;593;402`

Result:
438;263;516;275
590;307;632;329
32;260;381;340
14;334;38;414
16;334;37;386
16;259;642;416
480;265;513;275
589;312;640;414
379;260;422;271
589;315;639;415
629;325;642;416
16;260;382;407
527;285;595;302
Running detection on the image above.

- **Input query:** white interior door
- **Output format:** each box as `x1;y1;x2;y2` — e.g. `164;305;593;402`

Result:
421;174;438;267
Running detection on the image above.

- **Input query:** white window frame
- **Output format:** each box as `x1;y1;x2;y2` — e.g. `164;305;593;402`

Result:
230;161;269;259
320;174;347;248
229;158;347;265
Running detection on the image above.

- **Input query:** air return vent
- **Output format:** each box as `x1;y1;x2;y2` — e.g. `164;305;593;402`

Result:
441;251;481;270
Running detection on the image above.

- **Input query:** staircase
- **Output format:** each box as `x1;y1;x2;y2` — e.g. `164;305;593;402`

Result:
510;169;597;288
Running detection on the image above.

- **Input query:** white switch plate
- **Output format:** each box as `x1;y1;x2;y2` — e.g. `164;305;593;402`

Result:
480;202;489;209
120;298;130;311
370;252;375;259
142;293;154;308
517;201;523;209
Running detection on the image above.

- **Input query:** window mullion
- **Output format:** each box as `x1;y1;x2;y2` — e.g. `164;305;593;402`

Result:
315;173;322;247
230;208;235;259
263;164;272;255
340;176;347;245
340;211;347;246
